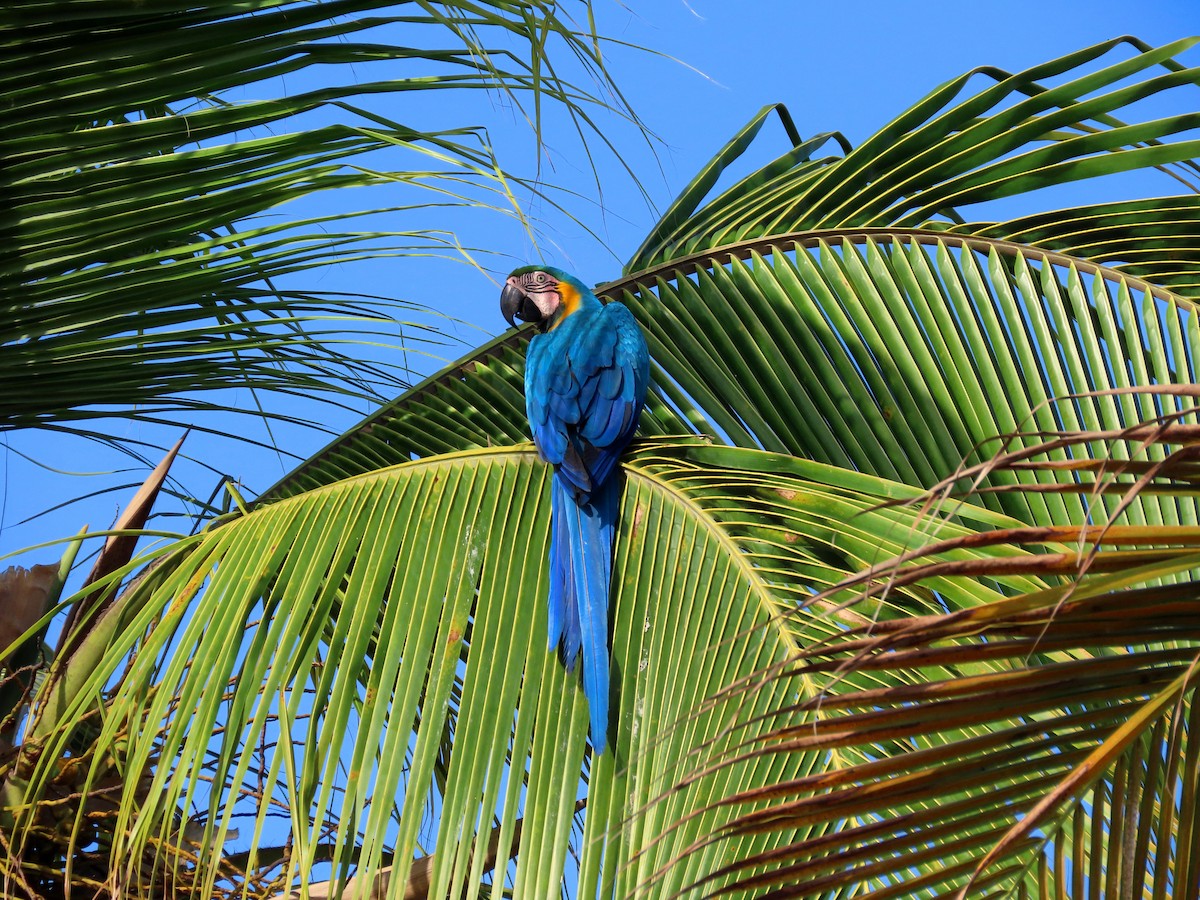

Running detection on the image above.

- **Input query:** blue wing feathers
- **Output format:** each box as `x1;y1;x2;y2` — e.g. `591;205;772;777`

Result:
599;364;623;400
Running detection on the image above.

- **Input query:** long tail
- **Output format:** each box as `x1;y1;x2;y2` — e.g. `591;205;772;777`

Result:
546;473;616;753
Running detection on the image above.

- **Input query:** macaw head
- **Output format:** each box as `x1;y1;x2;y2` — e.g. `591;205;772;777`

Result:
500;265;589;332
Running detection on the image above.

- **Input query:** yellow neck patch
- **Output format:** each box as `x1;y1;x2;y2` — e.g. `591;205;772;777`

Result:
549;280;580;330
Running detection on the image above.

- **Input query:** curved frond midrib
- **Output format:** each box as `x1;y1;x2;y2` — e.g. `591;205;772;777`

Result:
258;224;1198;507
261;441;818;657
623;461;804;657
608;226;1196;309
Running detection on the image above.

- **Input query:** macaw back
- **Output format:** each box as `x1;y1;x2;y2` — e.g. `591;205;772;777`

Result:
524;293;649;753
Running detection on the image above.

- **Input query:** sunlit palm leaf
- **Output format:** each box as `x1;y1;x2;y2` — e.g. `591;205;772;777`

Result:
626;36;1200;290
13;439;1038;898
3;0;636;439
643;417;1200;898
275;231;1200;535
13;31;1200;900
257;330;693;503
955;197;1200;298
264;37;1200;529
620;232;1200;500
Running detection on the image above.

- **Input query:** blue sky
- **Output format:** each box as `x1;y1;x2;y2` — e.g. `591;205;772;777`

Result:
3;2;1199;576
357;0;1200;333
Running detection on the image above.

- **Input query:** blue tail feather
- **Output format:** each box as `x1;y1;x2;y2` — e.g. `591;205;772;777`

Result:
547;484;568;652
550;474;616;752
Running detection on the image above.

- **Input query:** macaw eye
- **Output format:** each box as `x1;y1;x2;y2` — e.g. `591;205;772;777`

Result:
523;271;554;289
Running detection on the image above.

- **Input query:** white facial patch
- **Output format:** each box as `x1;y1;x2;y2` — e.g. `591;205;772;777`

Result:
529;289;561;318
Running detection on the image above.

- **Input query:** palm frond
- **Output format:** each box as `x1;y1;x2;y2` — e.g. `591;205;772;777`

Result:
627;37;1200;285
273;230;1200;533
12;31;1200;900
4;0;642;440
9;439;1037;898
645;411;1200;898
256;329;693;503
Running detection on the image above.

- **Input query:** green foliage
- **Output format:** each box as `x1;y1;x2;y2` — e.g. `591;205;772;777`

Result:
2;0;633;442
5;29;1200;900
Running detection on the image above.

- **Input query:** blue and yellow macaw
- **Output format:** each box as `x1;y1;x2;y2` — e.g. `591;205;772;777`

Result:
501;266;649;753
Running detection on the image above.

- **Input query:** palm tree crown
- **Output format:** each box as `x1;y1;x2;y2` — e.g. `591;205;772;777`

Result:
5;25;1200;900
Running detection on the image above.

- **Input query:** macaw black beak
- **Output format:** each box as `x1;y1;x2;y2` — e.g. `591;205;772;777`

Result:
500;280;538;329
